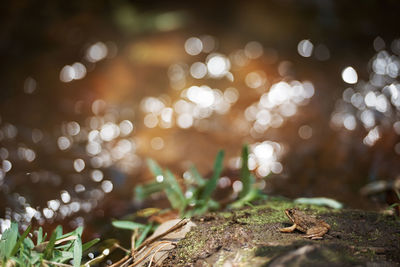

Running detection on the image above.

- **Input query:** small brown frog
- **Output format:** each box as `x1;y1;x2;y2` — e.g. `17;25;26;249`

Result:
279;208;330;240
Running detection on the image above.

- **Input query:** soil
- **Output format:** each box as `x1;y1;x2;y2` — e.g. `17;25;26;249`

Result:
162;198;400;266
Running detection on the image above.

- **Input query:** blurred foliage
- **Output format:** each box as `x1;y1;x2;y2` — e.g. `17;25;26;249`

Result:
135;145;266;217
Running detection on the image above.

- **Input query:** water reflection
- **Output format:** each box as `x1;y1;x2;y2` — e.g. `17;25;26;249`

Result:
341;67;358;84
86;42;109;63
331;37;400;149
245;80;314;137
2;33;315;230
24;77;37;94
297;39;314;58
0;94;140;228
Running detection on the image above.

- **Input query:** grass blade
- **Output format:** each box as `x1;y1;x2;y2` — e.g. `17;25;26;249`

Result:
36;227;43;246
189;166;206;186
82;238;100;252
0;222;18;258
54;225;63;239
146;158;163;177
135;223;153;248
57;229;77;240
10;225;31;257
43;227;58;259
112;220;146;230
55;251;74;262
230;188;267;209
164;169;186;211
147;159;186;210
74;226;83;237
134;182;167;201
73;235;82;267
294;197;343;209
23;237;34;249
388;203;400;210
239;144;252;198
9;256;23;266
200;150;224;201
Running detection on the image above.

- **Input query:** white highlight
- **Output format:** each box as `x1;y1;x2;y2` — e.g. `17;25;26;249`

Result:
187;86;215;108
297;39;314;57
73;159;85;172
86;42;108;62
207;54;230;78
185;37;203;56
342;67;358;84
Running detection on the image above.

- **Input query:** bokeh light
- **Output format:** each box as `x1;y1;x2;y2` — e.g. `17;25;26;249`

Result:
86;42;108;62
342;66;358;84
297;39;314;57
332;39;400;149
185;37;203;56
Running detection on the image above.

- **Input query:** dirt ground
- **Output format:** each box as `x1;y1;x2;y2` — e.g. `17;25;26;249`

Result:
162;198;400;266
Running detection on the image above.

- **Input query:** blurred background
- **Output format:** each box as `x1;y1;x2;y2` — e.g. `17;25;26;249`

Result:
1;0;400;238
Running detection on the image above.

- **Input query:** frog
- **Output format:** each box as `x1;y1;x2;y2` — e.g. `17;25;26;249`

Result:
279;208;330;240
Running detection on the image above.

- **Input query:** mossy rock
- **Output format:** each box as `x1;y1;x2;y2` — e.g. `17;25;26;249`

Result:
162;198;400;266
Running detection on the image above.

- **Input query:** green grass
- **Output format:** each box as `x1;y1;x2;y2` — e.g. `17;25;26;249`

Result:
229;145;266;208
0;223;99;267
134;144;266;216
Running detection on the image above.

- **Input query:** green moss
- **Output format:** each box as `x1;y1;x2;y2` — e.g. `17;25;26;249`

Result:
230;197;336;225
175;231;207;262
171;198;340;264
164;198;400;266
219;211;233;218
233;208;286;225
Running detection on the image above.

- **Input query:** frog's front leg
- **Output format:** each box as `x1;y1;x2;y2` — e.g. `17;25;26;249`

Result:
304;226;328;240
279;223;297;233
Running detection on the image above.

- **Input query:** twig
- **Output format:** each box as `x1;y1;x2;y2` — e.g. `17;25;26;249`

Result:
132;228;138;257
129;241;170;267
135;218;187;252
147;243;172;267
109;255;130;267
113;219;188;267
120;257;134;267
115;243;130;254
128;247;154;267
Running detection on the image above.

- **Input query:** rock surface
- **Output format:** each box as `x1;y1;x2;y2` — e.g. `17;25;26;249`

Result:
162;198;400;266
